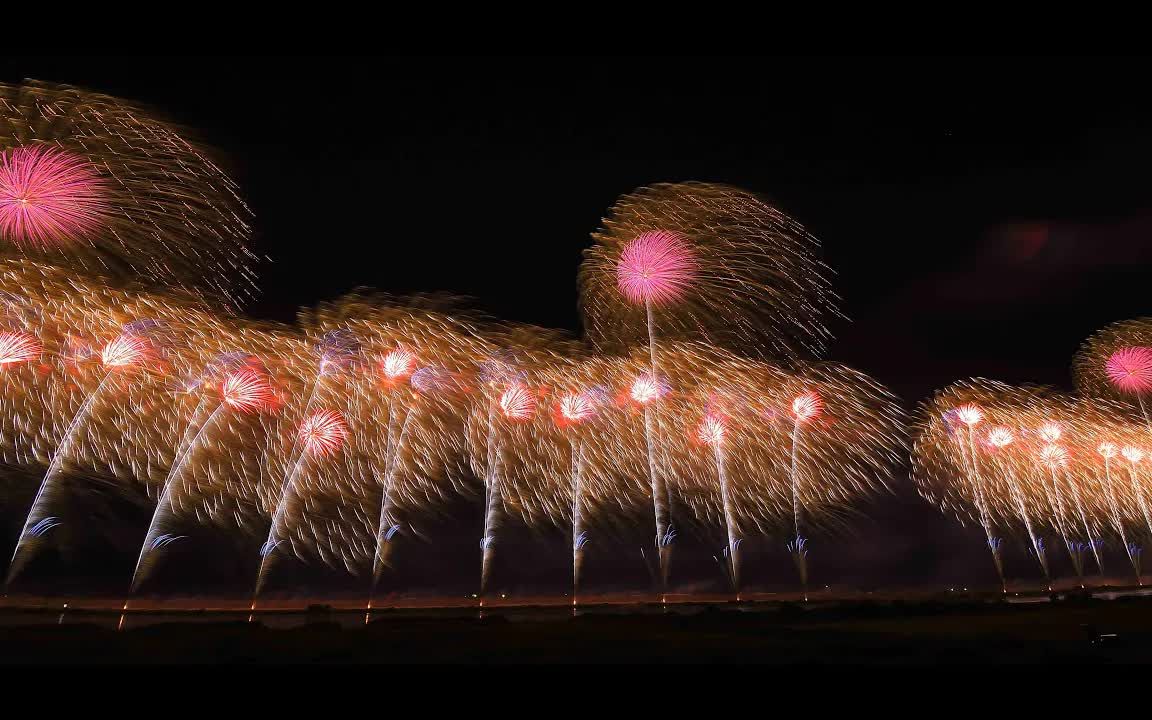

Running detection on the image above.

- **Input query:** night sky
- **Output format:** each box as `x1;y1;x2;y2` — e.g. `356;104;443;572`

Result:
3;56;1152;592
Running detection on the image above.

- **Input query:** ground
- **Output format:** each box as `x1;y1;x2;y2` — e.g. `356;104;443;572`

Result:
3;595;1152;663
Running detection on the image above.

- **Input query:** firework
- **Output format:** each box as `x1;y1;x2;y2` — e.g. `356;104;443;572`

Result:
467;326;573;601
7;324;159;584
697;410;741;593
580;182;838;361
912;379;1152;589
1075;319;1152;428
0;330;40;366
559;388;597;600
0;145;107;249
0;266;908;600
131;363;276;592
0;81;258;308
985;426;1051;588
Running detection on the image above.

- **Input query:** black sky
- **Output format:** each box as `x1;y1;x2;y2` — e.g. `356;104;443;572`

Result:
4;56;1152;590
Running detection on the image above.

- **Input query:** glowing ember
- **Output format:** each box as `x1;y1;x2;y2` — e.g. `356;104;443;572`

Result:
1106;347;1152;394
100;334;150;368
615;230;698;306
221;368;275;414
792;391;823;422
954;403;984;427
499;383;536;420
0;331;40;366
381;347;417;381
697;413;726;447
0;145;107;247
298;410;349;456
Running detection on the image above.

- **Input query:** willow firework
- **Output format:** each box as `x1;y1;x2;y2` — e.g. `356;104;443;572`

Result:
0;81;258;309
580;182;839;362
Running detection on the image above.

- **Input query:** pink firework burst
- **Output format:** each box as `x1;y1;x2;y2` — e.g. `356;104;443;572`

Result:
697;413;726;447
559;391;595;425
499;383;536;420
791;391;824;423
298;410;349;456
615;230;698;307
987;427;1014;449
1039;444;1068;469
221;368;275;414
1106;347;1152;394
381;347;417;382
954;403;984;427
101;334;150;368
0;331;41;366
0;145;107;248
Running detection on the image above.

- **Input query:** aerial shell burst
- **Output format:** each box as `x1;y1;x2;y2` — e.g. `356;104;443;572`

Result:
579;181;839;362
1074;318;1152;425
0;80;259;309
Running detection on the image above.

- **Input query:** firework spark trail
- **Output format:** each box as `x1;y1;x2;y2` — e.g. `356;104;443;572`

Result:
369;347;419;575
787;391;824;598
1007;466;1049;587
132;366;274;591
254;409;348;599
1039;445;1084;583
557;389;597;601
370;400;416;593
642;380;671;591
1067;459;1105;574
644;298;676;590
130;399;223;591
987;428;1050;587
1122;448;1152;546
698;412;739;593
570;437;586;598
480;382;535;598
7;328;155;584
955;406;1005;590
479;394;500;598
6;370;112;584
1099;443;1141;583
252;329;360;596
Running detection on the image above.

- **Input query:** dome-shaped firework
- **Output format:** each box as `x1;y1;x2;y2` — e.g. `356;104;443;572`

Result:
579;181;839;362
1074;317;1152;422
0;81;258;309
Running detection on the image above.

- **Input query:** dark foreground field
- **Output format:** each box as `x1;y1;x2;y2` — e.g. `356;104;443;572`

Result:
4;595;1152;663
